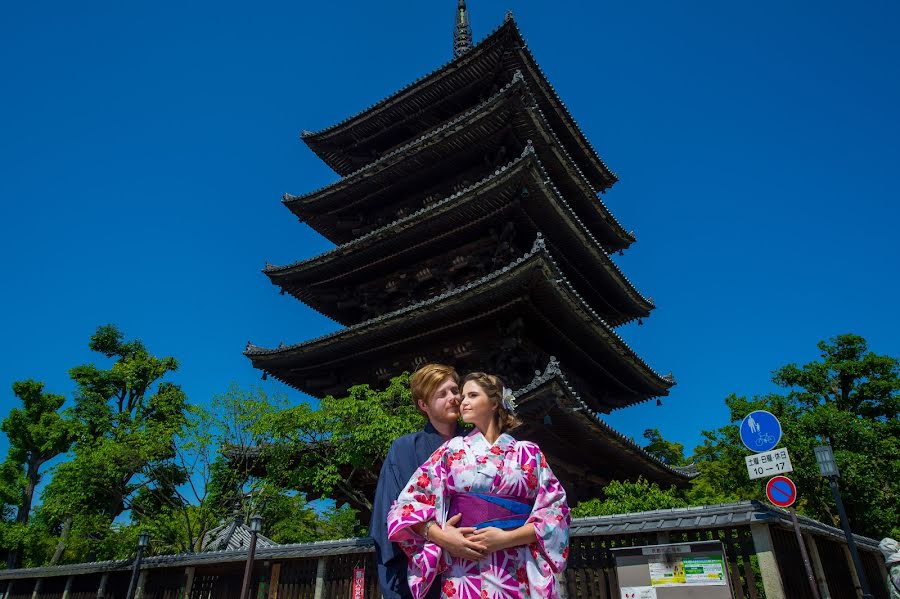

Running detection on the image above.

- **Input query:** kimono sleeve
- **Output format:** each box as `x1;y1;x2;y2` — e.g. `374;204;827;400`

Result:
525;444;571;575
386;442;452;599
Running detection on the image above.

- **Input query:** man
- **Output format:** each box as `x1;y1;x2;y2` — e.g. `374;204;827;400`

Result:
371;363;466;599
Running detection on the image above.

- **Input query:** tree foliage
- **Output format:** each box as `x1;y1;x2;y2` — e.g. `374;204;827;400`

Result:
642;428;687;467
0;380;74;566
1;329;895;566
572;478;688;518
39;325;189;561
264;374;425;516
689;334;899;538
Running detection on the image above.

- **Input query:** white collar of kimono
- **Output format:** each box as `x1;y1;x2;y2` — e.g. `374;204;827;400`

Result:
466;429;516;451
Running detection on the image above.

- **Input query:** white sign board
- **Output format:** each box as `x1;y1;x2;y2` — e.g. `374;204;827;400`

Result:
745;447;793;480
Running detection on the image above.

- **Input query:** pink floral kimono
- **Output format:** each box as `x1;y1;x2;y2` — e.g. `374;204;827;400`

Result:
387;430;570;598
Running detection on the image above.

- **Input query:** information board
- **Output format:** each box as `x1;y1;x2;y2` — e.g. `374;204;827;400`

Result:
613;540;735;599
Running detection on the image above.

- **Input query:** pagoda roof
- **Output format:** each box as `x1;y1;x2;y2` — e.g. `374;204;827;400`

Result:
268;146;653;327
247;236;673;411
513;358;696;492
286;72;632;250
300;16;617;191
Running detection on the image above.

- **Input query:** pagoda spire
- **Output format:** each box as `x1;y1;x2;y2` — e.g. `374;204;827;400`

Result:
453;0;473;58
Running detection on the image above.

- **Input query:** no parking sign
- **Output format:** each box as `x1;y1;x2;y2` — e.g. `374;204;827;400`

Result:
765;475;797;508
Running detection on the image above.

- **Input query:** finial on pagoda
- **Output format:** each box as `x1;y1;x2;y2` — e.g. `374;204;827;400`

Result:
454;0;473;58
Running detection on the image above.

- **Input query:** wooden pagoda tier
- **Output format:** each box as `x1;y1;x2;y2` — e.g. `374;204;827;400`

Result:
247;236;674;412
512;358;694;501
300;14;616;194
228;358;692;519
246;8;683;499
286;72;633;251
267;145;653;327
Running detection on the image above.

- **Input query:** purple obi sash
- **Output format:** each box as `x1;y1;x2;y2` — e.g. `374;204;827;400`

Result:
447;492;534;530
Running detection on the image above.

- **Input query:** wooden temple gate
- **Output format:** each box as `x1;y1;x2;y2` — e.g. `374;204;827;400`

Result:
1;503;889;599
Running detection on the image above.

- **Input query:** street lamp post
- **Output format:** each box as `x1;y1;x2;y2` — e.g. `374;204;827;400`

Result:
239;515;263;599
814;445;873;599
125;531;150;599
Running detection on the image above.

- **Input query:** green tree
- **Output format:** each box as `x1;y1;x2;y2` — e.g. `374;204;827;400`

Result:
136;384;340;553
643;428;687;466
690;334;900;538
571;478;688;518
0;380;74;567
40;325;190;561
264;374;425;517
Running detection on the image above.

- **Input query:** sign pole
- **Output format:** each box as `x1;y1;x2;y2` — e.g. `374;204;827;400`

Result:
828;477;874;598
789;507;821;599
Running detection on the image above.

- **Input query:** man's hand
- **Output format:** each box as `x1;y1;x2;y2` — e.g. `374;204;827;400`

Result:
430;514;487;560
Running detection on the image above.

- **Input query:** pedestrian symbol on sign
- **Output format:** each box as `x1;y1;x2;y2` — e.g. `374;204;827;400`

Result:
739;410;782;452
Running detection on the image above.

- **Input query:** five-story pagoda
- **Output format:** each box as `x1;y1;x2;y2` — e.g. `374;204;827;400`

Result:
246;2;692;505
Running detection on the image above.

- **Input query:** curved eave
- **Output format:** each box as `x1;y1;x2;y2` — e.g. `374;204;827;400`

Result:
514;358;691;486
301;17;514;170
248;238;673;404
286;72;527;216
504;24;617;190
286;72;633;250
301;17;616;190
269;149;654;324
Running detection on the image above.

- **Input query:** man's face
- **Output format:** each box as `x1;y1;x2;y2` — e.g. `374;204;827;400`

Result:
419;377;461;425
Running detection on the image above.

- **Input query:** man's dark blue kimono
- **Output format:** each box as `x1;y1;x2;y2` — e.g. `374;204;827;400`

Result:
371;422;464;599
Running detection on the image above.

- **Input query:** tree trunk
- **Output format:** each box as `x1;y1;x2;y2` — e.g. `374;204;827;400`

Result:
49;516;73;566
15;459;40;525
6;459;41;568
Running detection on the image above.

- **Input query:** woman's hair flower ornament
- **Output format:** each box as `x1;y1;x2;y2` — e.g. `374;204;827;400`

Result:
501;387;518;414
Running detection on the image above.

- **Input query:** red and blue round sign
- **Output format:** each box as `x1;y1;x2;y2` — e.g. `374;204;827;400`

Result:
766;475;798;508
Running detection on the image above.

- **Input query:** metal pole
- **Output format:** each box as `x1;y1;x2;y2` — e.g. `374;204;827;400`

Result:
238;530;259;599
789;507;821;599
125;545;145;599
828;477;873;599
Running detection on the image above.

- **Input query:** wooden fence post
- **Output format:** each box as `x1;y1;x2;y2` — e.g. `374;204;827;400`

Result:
133;571;148;599
267;563;281;599
842;545;864;598
96;574;108;599
61;576;74;599
313;558;326;599
183;566;196;599
803;533;831;599
750;523;786;599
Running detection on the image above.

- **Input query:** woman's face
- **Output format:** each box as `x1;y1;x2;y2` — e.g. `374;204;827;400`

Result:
461;380;497;431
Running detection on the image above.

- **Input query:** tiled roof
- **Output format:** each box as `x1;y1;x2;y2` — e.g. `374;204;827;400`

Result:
201;519;277;552
518;359;689;469
268;146;652;325
247;235;673;393
301;16;616;190
287;72;629;246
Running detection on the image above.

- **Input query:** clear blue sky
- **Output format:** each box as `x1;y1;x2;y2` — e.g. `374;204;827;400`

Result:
1;0;898;460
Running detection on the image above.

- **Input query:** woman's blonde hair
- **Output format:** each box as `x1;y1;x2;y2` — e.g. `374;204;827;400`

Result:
410;363;460;413
461;372;521;433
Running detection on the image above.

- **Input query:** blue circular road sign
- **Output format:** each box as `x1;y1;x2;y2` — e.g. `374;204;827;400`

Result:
740;410;782;452
766;475;797;508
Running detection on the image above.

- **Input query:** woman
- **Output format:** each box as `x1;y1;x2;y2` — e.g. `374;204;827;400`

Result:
387;372;570;598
